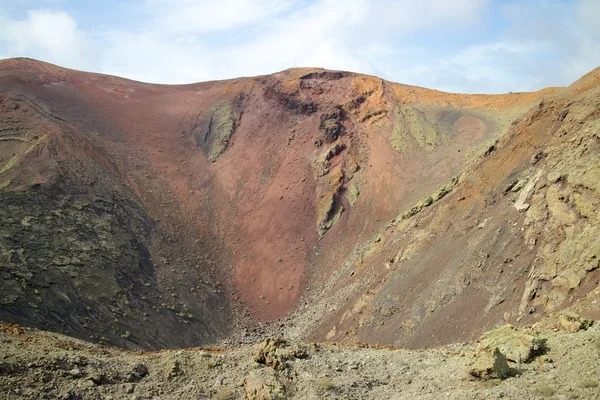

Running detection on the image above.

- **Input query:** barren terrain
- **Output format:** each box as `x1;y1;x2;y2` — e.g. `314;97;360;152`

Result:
0;58;599;398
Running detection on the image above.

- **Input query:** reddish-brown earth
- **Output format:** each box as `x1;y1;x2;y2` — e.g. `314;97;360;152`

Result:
0;58;598;351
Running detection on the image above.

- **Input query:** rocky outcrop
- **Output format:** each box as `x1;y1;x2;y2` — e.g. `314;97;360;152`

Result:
312;143;357;237
263;86;318;115
558;312;594;332
470;347;513;380
195;95;244;162
470;325;545;379
516;99;600;317
253;338;307;371
475;325;545;364
319;107;345;143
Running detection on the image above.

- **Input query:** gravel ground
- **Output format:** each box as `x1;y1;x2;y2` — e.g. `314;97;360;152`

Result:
1;321;599;399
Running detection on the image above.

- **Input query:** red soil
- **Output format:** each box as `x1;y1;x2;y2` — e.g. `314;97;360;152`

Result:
0;57;570;332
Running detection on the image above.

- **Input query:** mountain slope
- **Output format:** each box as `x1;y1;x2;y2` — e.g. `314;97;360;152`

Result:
0;58;597;350
290;68;600;348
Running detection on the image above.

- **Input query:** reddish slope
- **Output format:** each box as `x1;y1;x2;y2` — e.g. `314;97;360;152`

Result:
2;58;581;349
295;67;600;348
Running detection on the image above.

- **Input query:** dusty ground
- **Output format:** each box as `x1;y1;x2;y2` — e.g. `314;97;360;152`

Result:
1;319;599;399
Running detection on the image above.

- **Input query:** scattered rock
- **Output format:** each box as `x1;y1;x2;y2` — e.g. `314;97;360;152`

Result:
559;312;593;333
128;363;149;382
253;338;307;371
166;360;181;380
513;171;541;212
243;369;287;400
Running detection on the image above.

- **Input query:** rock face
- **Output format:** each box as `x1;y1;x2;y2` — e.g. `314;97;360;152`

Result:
391;105;440;152
1;58;599;351
301;69;600;348
194;96;244;162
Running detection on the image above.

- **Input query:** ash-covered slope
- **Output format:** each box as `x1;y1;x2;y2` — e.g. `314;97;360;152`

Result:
289;66;600;348
0;58;597;350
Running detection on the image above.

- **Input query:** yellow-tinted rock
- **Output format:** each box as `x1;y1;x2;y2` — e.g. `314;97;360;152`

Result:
476;324;545;363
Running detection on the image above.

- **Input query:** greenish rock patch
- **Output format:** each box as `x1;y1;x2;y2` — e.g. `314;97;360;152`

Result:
196;95;244;162
390;106;440;153
476;324;546;364
398;176;460;220
346;184;360;207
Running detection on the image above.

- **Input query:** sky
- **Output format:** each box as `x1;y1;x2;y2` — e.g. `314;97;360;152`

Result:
0;0;599;93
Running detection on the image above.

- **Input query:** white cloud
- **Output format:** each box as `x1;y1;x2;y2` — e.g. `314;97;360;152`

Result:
0;9;94;70
568;0;600;80
144;0;298;33
375;0;600;93
357;0;489;37
220;0;371;76
99;30;214;83
108;0;489;82
391;41;554;93
0;1;598;93
578;0;600;38
502;0;600;87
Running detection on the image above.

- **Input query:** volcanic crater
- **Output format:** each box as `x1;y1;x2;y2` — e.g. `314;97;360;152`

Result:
0;58;599;353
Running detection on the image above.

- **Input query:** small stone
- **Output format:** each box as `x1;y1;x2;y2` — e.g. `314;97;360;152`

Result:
69;367;83;378
78;379;95;389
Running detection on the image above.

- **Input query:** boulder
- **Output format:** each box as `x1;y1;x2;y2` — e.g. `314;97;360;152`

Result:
476;324;545;363
559;312;594;333
253;338;307;371
469;347;512;380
